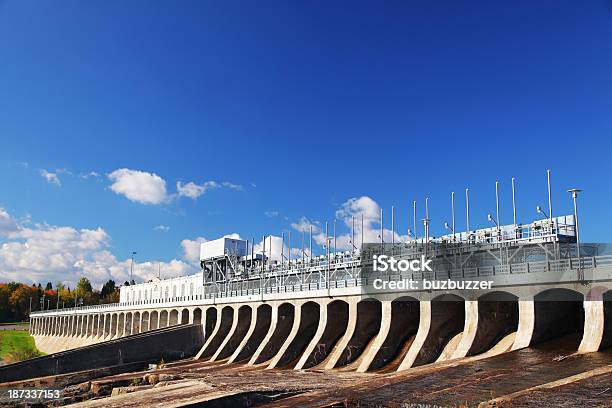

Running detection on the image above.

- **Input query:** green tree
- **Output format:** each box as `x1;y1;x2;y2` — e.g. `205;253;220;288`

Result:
100;280;116;298
76;277;92;294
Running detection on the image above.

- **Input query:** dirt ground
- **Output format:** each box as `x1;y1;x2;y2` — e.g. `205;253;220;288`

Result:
2;335;611;407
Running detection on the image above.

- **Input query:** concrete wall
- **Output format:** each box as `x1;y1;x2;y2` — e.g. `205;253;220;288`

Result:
2;324;204;383
30;284;612;375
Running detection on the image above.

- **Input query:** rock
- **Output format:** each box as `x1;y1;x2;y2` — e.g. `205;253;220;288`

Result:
158;374;179;382
111;385;154;396
145;374;160;385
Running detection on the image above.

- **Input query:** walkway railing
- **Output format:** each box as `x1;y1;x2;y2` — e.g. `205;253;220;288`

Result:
30;253;610;316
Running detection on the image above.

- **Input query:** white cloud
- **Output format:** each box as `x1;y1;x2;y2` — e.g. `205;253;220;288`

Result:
154;225;170;232
104;168;242;204
108;168;168;205
289;196;410;254
176;181;218;199
39;169;61;186
0;209;195;288
55;168;72;175
334;196;409;249
221;182;243;191
0;208;19;236
176;181;243;199
264;211;279;217
291;216;320;233
79;171;101;180
181;236;207;264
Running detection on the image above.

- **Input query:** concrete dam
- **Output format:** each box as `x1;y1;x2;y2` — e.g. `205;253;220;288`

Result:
2;192;607;407
27;218;612;379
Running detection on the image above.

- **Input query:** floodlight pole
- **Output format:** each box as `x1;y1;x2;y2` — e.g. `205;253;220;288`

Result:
380;209;384;245
351;215;355;253
512;177;517;225
130;252;136;283
495;181;500;228
309;225;313;263
547;170;553;226
425;197;430;243
361;213;364;248
465;188;470;235
567;188;582;271
391;206;395;254
333;219;336;259
413;201;417;241
451;192;455;242
262;235;266;273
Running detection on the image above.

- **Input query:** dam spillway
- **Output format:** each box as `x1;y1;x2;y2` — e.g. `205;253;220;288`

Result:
27;225;612;374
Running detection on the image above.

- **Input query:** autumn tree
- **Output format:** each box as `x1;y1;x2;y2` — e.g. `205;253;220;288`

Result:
0;284;11;321
9;285;38;321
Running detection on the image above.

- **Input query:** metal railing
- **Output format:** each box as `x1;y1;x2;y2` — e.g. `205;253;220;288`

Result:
30;253;610;316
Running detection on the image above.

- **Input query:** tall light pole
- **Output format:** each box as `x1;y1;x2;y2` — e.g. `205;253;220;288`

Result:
465;188;470;234
451;192;455;242
130;251;137;284
511;177;517;225
567;188;582;269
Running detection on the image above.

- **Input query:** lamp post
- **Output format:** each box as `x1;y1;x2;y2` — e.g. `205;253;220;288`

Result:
536;205;550;220
444;222;454;237
130;251;137;284
567;188;582;270
487;213;498;228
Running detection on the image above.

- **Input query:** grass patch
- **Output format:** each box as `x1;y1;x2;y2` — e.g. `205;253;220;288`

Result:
0;331;44;363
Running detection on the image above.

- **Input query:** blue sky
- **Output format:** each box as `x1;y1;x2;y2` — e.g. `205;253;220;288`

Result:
1;1;612;287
